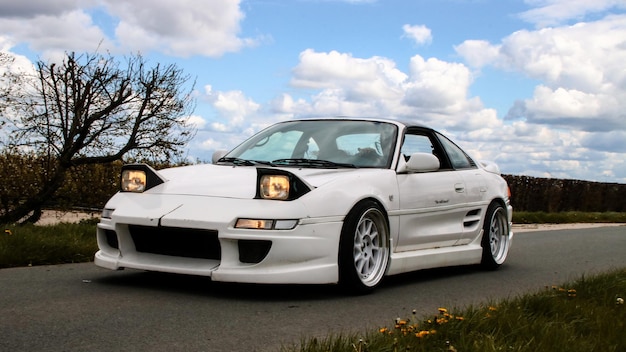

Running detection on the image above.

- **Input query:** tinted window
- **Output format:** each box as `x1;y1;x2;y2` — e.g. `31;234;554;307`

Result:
401;134;435;159
436;132;475;169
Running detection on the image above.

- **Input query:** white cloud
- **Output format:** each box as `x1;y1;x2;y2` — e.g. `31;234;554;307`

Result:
404;56;471;113
104;0;257;57
456;14;626;137
201;85;264;135
0;0;256;58
291;49;407;99
402;24;432;46
520;0;626;27
208;90;260;127
183;115;207;130
454;40;501;68
0;40;35;74
581;131;626;153
0;10;112;60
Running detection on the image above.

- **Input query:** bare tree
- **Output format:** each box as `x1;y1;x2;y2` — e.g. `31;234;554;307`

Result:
0;52;196;223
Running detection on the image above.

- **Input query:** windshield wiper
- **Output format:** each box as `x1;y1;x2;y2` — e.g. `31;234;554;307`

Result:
272;158;357;168
218;157;275;166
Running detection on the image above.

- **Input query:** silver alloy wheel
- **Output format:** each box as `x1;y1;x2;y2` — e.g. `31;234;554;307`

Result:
352;207;389;287
488;206;509;265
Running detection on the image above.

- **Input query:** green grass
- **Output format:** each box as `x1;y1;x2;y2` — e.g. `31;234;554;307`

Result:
513;211;626;224
0;219;98;268
282;269;626;352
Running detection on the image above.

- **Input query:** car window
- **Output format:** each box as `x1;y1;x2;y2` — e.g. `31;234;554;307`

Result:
436;132;475;169
239;130;303;160
225;120;397;168
336;133;382;156
331;133;387;167
303;137;320;159
401;134;434;159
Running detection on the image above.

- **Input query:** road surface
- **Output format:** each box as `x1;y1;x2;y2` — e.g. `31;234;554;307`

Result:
1;226;624;352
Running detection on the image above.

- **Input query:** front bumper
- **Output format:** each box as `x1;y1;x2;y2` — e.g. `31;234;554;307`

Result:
95;193;344;284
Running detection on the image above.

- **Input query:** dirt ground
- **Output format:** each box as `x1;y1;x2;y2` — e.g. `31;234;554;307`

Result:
35;209;624;232
36;210;100;226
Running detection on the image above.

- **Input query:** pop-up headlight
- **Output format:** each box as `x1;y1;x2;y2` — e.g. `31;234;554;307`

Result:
255;168;312;201
260;175;290;200
121;170;147;192
120;164;166;193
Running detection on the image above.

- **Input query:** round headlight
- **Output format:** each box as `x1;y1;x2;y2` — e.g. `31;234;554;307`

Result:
260;175;290;200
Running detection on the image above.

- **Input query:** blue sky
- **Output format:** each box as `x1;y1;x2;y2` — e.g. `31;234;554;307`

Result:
1;0;625;183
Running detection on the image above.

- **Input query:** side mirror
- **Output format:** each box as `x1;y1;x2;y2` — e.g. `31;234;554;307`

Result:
211;150;229;164
398;152;440;173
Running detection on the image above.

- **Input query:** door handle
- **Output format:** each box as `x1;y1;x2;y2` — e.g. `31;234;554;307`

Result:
454;183;465;193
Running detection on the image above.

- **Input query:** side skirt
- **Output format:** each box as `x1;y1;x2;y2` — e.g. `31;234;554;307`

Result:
386;244;483;276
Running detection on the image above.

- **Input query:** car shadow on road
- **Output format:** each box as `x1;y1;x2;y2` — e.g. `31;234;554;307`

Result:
95;269;344;301
94;264;491;301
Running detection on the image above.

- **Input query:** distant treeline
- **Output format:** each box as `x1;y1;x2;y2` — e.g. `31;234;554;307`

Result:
0;152;178;215
503;175;626;212
1;152;624;213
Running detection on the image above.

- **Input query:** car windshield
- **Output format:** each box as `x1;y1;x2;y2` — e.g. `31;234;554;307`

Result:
222;120;398;168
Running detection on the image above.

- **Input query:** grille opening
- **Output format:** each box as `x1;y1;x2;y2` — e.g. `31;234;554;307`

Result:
238;240;271;264
129;225;220;260
104;230;119;249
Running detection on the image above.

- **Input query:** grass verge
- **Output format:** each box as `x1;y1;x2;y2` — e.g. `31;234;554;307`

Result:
0;219;98;268
513;211;626;224
281;268;626;352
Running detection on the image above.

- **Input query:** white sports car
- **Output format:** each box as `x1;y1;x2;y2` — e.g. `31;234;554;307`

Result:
95;118;513;293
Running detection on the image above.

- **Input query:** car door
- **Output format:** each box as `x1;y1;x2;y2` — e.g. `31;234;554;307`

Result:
435;131;488;245
394;129;468;252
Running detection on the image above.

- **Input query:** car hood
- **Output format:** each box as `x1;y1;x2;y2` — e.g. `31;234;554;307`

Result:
153;164;372;198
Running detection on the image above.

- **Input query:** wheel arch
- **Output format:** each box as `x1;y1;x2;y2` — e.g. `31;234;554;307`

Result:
344;197;390;225
490;196;513;227
338;197;392;293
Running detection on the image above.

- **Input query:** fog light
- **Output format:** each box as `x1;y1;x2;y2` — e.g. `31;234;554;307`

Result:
235;218;273;230
235;218;298;230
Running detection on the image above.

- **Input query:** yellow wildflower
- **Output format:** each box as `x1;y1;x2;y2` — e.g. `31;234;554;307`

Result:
438;307;448;314
4;229;12;235
415;330;430;338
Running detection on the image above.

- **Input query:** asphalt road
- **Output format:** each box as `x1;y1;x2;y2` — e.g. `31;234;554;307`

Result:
1;226;625;352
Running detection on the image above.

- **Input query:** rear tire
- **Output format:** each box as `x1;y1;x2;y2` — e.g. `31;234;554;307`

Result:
339;200;390;294
481;202;511;270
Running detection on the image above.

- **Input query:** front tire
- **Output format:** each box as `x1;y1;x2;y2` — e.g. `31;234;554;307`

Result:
339;200;390;293
481;202;511;269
